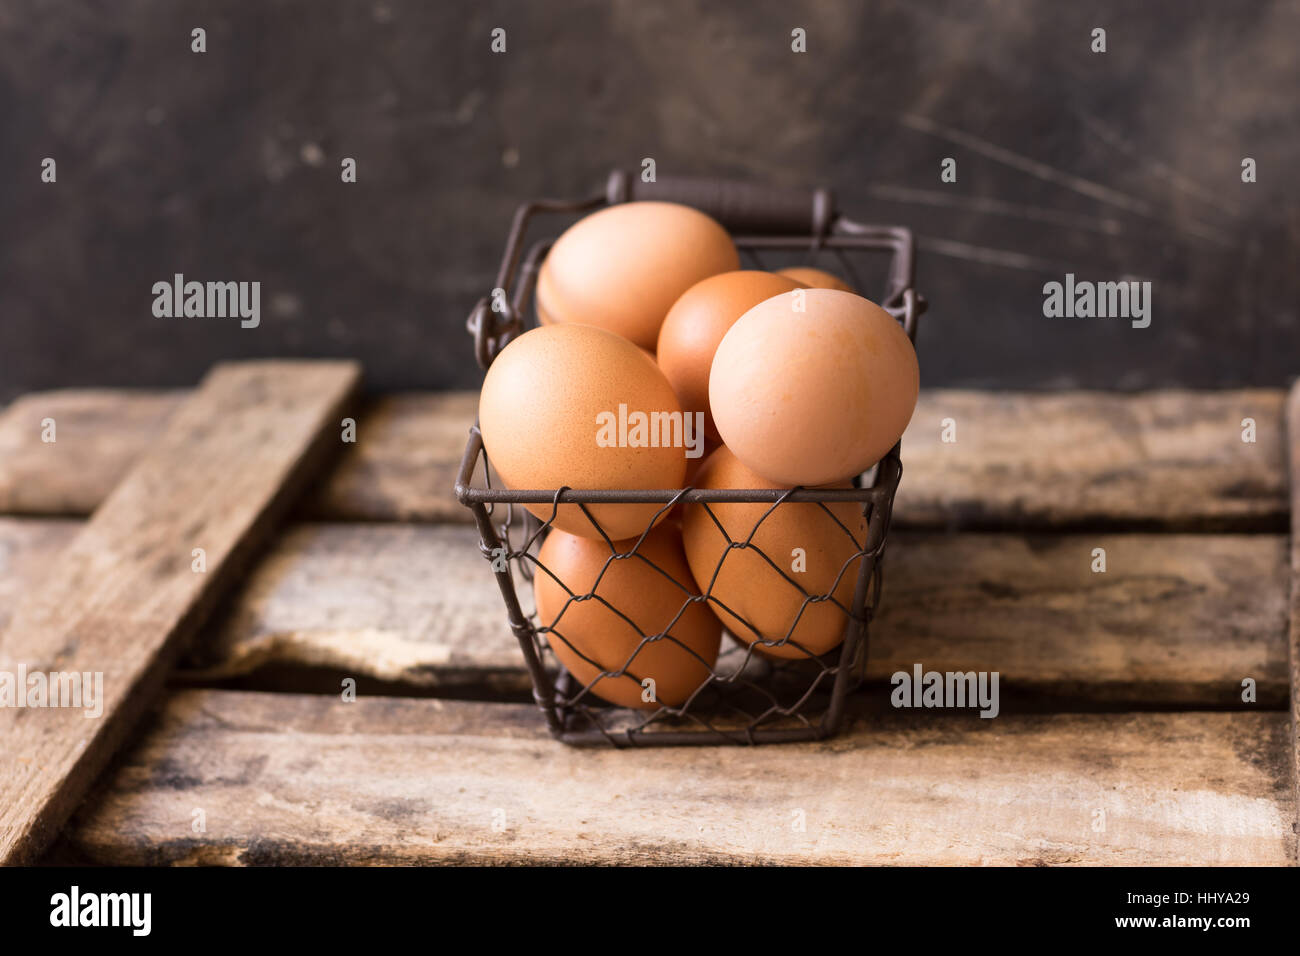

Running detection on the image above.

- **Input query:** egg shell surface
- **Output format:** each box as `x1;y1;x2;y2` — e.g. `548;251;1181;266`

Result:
656;270;805;441
534;522;721;709
681;445;867;660
709;288;919;486
536;201;740;350
479;323;688;539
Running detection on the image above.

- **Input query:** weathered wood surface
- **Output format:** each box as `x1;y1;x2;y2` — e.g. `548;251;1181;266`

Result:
166;524;1284;708
62;690;1296;866
1;382;1293;866
0;390;477;523
0;390;184;516
0;389;1287;530
0;518;78;634
874;531;1289;707
185;522;528;695
3;519;1284;706
903;389;1287;531
1286;381;1300;843
0;362;360;865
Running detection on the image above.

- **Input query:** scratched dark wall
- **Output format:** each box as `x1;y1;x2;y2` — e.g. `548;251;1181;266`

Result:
1;0;1297;403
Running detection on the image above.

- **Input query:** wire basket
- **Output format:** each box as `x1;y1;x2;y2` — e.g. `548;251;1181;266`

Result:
455;172;925;746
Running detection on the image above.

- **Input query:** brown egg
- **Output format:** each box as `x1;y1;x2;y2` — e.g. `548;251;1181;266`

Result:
776;266;856;293
536;202;740;350
681;446;867;660
534;523;721;709
479;324;688;539
537;307;656;365
656;271;805;441
710;289;919;486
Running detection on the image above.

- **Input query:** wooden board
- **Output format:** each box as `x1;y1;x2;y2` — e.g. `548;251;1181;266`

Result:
0;362;360;865
0;390;184;516
159;523;1287;708
7;518;1285;707
901;389;1287;531
62;690;1296;866
0;518;78;634
0;389;1287;531
874;530;1289;707
1;382;1293;866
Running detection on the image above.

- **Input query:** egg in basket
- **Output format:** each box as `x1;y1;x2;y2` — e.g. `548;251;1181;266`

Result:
457;173;924;746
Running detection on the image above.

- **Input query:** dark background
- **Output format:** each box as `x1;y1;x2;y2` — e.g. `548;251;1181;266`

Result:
2;0;1296;403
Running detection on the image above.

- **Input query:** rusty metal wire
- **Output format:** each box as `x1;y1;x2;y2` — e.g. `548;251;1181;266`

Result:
455;176;924;746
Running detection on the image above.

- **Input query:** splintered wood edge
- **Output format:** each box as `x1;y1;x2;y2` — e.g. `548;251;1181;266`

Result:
0;388;1289;530
60;691;1297;866
0;361;361;865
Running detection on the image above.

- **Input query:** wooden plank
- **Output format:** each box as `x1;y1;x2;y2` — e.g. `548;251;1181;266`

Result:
63;690;1296;865
0;389;1288;531
1286;381;1300;847
901;389;1287;531
174;523;1289;708
0;361;360;865
183;523;526;695
0;518;79;634
302;392;477;522
874;531;1289;707
0;390;184;515
6;519;1287;707
0;390;477;524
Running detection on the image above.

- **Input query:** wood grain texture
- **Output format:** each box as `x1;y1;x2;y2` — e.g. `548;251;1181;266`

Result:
303;392;478;522
0;518;79;634
0;361;360;865
168;522;1290;709
0;390;476;523
901;389;1288;531
183;523;525;694
63;690;1297;866
0;390;184;515
875;531;1289;707
1285;381;1300;845
0;389;1288;531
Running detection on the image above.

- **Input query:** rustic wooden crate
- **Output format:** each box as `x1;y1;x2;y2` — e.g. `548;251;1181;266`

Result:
1;367;1297;865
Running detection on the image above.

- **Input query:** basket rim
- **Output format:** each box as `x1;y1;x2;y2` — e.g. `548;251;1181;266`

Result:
454;426;903;506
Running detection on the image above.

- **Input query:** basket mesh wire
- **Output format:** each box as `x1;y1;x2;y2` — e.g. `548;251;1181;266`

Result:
459;435;901;746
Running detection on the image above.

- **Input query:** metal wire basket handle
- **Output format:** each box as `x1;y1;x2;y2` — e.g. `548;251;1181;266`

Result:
605;170;835;238
467;171;924;368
